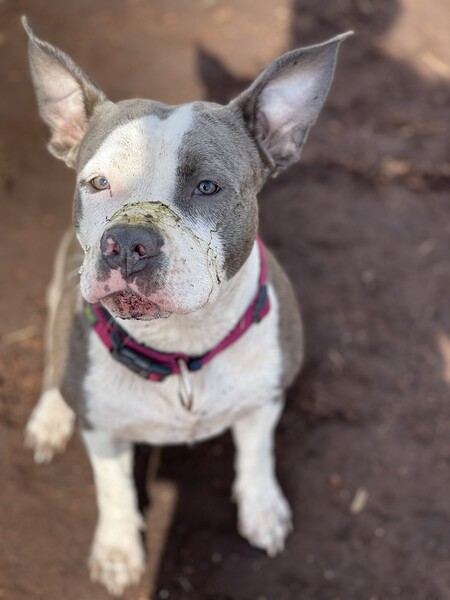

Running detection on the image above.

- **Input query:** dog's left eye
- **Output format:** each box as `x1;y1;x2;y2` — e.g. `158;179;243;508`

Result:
90;176;110;191
194;181;220;196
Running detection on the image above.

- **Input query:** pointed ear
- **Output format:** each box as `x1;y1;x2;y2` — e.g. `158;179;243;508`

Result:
232;32;352;175
22;16;107;167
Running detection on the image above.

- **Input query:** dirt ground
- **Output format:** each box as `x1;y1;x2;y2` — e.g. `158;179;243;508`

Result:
1;0;450;598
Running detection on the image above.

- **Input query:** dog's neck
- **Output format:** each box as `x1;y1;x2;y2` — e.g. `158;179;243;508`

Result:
115;240;260;356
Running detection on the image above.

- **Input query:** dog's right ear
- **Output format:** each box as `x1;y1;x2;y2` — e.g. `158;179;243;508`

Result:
22;17;107;167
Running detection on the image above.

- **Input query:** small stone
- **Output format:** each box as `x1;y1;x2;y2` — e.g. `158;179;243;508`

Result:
329;473;342;489
350;488;369;514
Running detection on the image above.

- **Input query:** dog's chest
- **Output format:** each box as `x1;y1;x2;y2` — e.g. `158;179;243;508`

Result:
83;292;282;444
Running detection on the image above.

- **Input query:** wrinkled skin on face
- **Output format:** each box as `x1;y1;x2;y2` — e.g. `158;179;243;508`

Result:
74;102;262;320
80;200;226;319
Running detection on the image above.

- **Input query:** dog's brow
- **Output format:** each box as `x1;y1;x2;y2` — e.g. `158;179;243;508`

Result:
79;106;194;187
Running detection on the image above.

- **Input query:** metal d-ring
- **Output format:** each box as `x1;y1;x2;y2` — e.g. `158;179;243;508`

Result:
177;358;194;411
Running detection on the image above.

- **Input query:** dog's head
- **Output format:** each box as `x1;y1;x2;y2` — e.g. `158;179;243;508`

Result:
23;17;350;320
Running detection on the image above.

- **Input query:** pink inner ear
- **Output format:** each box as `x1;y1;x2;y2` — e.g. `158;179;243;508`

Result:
44;87;88;150
51;115;88;150
33;56;89;151
260;70;318;133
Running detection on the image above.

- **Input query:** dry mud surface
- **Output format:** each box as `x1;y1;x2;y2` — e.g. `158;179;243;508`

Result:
1;0;450;598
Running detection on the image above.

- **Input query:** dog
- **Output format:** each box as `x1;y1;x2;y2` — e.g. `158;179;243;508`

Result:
22;17;351;596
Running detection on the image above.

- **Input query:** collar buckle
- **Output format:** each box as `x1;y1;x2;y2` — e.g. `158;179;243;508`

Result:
111;334;172;379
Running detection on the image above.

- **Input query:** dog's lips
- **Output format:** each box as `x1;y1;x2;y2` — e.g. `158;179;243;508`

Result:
100;290;167;320
82;268;128;304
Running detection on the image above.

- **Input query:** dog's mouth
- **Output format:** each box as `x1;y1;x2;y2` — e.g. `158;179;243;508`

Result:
100;290;169;320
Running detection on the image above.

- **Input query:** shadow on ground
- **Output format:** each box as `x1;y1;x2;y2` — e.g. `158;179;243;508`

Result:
1;0;450;599
154;2;450;599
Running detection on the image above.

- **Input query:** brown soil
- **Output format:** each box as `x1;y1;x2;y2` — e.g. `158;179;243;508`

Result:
1;1;450;599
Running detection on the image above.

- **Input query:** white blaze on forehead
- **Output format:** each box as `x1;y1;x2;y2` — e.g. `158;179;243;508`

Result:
79;105;194;231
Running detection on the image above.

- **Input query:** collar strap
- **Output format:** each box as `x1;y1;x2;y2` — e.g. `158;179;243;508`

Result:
84;237;270;382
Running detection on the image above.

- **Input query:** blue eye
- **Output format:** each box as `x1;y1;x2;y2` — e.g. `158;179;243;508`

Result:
194;180;220;196
90;176;110;191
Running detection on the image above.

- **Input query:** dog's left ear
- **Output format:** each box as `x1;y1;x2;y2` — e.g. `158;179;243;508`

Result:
22;17;108;167
232;32;352;175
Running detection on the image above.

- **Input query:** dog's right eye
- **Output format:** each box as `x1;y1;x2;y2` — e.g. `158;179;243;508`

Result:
90;176;110;191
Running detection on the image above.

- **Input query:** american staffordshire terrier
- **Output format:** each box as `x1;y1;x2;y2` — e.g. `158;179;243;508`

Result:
23;17;350;596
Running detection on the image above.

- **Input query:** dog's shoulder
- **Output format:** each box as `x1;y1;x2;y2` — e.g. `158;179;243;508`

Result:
266;246;304;389
47;229;92;427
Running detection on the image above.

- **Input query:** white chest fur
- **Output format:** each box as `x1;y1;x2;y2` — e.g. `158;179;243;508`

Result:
83;244;283;444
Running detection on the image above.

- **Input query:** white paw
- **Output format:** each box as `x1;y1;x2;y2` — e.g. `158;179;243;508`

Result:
25;388;75;464
89;525;145;596
235;481;293;557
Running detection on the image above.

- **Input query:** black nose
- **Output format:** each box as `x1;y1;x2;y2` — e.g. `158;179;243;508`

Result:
100;224;164;276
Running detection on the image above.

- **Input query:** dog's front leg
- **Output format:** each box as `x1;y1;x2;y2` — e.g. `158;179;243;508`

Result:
232;400;292;556
82;430;145;596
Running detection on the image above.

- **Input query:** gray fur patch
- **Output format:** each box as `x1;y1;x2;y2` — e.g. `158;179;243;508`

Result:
174;102;264;279
61;309;92;429
41;229;92;427
73;187;83;225
266;247;304;389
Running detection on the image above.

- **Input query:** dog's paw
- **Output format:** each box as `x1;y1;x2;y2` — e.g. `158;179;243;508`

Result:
25;388;75;464
89;526;145;597
235;482;293;557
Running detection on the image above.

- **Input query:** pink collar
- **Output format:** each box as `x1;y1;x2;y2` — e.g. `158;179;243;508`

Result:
83;237;270;382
